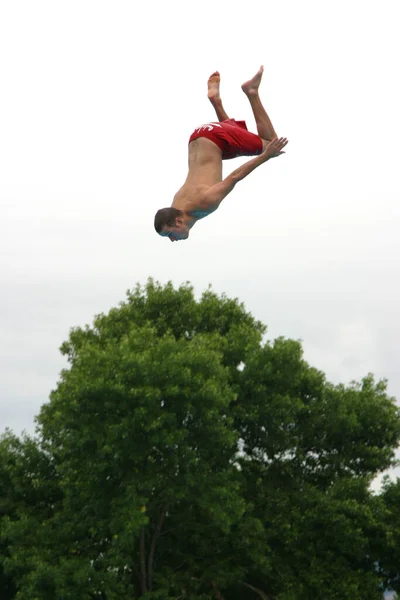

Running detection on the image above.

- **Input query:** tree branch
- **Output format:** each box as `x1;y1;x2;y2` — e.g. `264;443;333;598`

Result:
211;580;224;599
173;560;187;573
147;504;168;591
240;581;273;600
139;527;147;595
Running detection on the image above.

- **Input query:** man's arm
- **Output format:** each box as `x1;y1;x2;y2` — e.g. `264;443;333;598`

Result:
202;136;288;209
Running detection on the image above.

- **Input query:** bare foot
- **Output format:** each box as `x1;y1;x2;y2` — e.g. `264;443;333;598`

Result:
207;71;221;102
241;65;264;96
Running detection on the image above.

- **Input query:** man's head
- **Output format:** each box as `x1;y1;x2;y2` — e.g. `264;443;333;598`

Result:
154;207;189;242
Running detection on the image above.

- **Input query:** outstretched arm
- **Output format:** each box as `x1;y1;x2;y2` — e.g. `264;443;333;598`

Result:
202;137;288;209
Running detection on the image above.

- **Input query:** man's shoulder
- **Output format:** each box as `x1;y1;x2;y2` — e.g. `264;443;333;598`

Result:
174;185;209;209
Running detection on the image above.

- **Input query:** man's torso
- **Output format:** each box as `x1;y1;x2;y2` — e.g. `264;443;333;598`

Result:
171;137;223;221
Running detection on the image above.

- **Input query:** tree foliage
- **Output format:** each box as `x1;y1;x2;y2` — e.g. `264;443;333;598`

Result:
1;279;399;599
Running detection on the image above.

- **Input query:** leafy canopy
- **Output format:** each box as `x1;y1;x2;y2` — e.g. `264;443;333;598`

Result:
1;279;399;599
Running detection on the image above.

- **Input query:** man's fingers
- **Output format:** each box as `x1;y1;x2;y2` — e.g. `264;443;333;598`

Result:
272;137;288;148
263;137;288;156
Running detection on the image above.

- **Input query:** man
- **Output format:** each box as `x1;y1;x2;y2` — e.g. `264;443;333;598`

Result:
154;66;288;242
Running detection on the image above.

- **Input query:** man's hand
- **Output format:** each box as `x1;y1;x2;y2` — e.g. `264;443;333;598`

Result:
261;137;289;161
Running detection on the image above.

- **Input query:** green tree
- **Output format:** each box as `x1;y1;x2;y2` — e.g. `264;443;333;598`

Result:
376;476;400;597
1;280;399;599
220;337;399;600
0;431;62;599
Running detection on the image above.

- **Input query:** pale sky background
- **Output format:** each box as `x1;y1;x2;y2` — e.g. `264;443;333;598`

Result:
0;0;399;491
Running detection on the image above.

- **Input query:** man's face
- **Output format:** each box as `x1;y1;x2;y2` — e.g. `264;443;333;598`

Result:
160;220;189;242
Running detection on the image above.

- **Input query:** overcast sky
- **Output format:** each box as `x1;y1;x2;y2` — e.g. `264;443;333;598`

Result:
1;0;399;489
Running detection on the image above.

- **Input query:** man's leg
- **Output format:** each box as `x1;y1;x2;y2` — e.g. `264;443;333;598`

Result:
208;71;230;122
241;66;277;141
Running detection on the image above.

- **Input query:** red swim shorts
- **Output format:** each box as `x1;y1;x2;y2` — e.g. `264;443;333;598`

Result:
189;118;263;160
